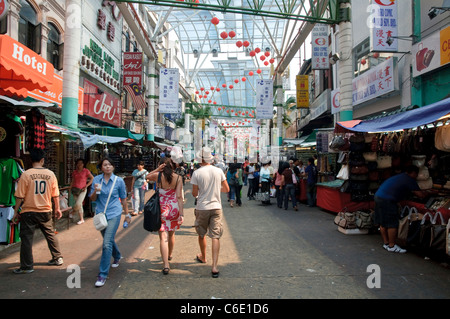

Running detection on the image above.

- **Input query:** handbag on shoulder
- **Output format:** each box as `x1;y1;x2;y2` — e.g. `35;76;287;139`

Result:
143;172;162;232
93;177;117;231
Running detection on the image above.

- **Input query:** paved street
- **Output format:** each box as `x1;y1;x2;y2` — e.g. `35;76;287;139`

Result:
1;183;449;302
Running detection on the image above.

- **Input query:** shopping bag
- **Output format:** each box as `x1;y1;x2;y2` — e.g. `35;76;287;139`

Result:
430;212;447;253
397;206;411;247
143;173;162;232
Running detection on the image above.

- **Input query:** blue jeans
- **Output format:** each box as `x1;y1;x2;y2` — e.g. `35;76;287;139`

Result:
99;215;121;277
229;184;236;200
275;185;284;208
284;184;297;209
307;184;317;207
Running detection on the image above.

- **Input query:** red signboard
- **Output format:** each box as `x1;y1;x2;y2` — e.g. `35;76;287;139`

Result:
123;52;143;88
83;79;122;127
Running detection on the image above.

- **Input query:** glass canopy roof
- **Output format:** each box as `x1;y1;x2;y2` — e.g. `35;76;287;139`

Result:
142;0;338;118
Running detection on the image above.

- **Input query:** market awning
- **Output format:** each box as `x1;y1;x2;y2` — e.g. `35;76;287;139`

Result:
0;95;54;108
300;130;317;147
336;97;450;133
83;127;145;143
0;35;54;98
46;123;128;149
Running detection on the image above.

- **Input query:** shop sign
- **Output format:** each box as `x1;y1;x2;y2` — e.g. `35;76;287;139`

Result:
159;68;180;113
331;88;340;114
255;79;273;119
0;0;9;20
311;24;329;69
412;25;450;77
352;57;398;106
80;27;120;93
369;0;398;52
28;74;84;114
296;75;309;108
309;89;330;120
123;52;143;88
83;79;122;127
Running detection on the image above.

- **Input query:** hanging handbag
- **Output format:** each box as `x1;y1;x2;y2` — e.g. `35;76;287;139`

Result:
363;152;377;162
376;156;392;169
355;210;373;229
397;206;411;247
336;164;349;180
93;176;117;231
430;212;447;254
143;172;162;232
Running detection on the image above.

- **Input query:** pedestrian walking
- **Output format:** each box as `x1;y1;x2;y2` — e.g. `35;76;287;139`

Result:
374;165;426;253
11;148;63;274
227;163;239;207
69;158;94;225
273;161;286;208
246;163;256;200
131;161;148;216
191;147;229;278
146;157;184;275
305;157;318;207
259;159;272;205
89;157;129;287
281;161;298;211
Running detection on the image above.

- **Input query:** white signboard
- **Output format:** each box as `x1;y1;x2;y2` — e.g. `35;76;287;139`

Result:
256;79;273;119
311;24;329;69
369;0;398;52
159;68;180;113
331;88;341;114
352;58;397;106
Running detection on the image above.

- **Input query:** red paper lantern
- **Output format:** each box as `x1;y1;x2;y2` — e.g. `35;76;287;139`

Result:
218;107;221;110
216;87;220;92
205;91;210;95
213;101;217;105
234;79;239;84
269;58;275;64
236;41;243;48
361;58;366;65
373;52;380;59
220;31;228;39
264;51;270;57
229;30;236;38
255;47;261;53
210;86;215;90
248;71;254;76
249;50;256;57
260;55;266;61
195;90;199;94
200;87;204;91
199;95;203;98
208;100;212;103
242;77;246;82
243;40;250;47
256;69;262;74
264;61;269;66
229;85;233;89
211;17;219;25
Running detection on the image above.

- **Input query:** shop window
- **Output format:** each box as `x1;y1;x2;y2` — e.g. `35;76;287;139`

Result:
47;22;64;70
125;31;130;51
0;16;7;34
18;0;41;53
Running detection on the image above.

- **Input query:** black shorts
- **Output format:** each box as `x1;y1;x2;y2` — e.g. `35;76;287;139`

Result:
374;196;400;228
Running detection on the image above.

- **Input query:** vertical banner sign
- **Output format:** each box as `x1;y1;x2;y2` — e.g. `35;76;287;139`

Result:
249;124;258;163
296;75;309;108
123;52;143;88
193;119;203;162
159;68;179;113
311;24;329;69
331;88;341;114
370;0;398;52
226;132;234;163
256;79;273;119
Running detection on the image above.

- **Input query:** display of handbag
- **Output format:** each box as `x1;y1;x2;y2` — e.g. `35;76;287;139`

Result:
435;125;450;152
329;135;346;150
350;165;369;175
355;210;373;229
93;176;117;232
143;172;162;232
417;166;430;181
334;208;357;229
363;152;377;162
336;164;349;180
397;206;412;247
429;212;447;254
368;170;380;181
349;173;368;181
376;155;392;169
417;177;433;190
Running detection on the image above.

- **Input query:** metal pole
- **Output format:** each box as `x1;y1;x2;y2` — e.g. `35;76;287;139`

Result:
147;56;156;141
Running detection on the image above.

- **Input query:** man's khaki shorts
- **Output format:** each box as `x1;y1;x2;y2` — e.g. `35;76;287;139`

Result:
194;209;223;239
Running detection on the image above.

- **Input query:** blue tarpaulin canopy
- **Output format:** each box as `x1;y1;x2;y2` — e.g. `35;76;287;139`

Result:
336;97;450;133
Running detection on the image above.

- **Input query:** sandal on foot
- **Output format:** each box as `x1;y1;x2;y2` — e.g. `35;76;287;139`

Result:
196;255;206;263
211;271;220;278
162;268;170;275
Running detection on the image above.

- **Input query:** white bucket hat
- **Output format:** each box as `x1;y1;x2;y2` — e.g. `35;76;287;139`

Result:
196;147;214;163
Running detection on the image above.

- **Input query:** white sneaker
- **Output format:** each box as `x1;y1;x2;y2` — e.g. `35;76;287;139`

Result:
95;276;107;287
387;244;407;253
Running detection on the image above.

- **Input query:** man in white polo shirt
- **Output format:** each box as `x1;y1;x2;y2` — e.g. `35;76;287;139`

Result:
191;147;229;278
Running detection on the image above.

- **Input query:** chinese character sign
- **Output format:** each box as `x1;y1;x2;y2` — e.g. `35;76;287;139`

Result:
311;24;329;70
370;0;398;52
296;75;309;108
256;79;273;119
123;52;143;88
159;68;180;113
352;58;397;106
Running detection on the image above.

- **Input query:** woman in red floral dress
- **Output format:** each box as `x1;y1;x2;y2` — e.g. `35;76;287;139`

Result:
146;157;184;274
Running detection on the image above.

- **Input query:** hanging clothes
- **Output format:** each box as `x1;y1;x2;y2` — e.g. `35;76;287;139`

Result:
0;113;23;157
26;108;46;150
